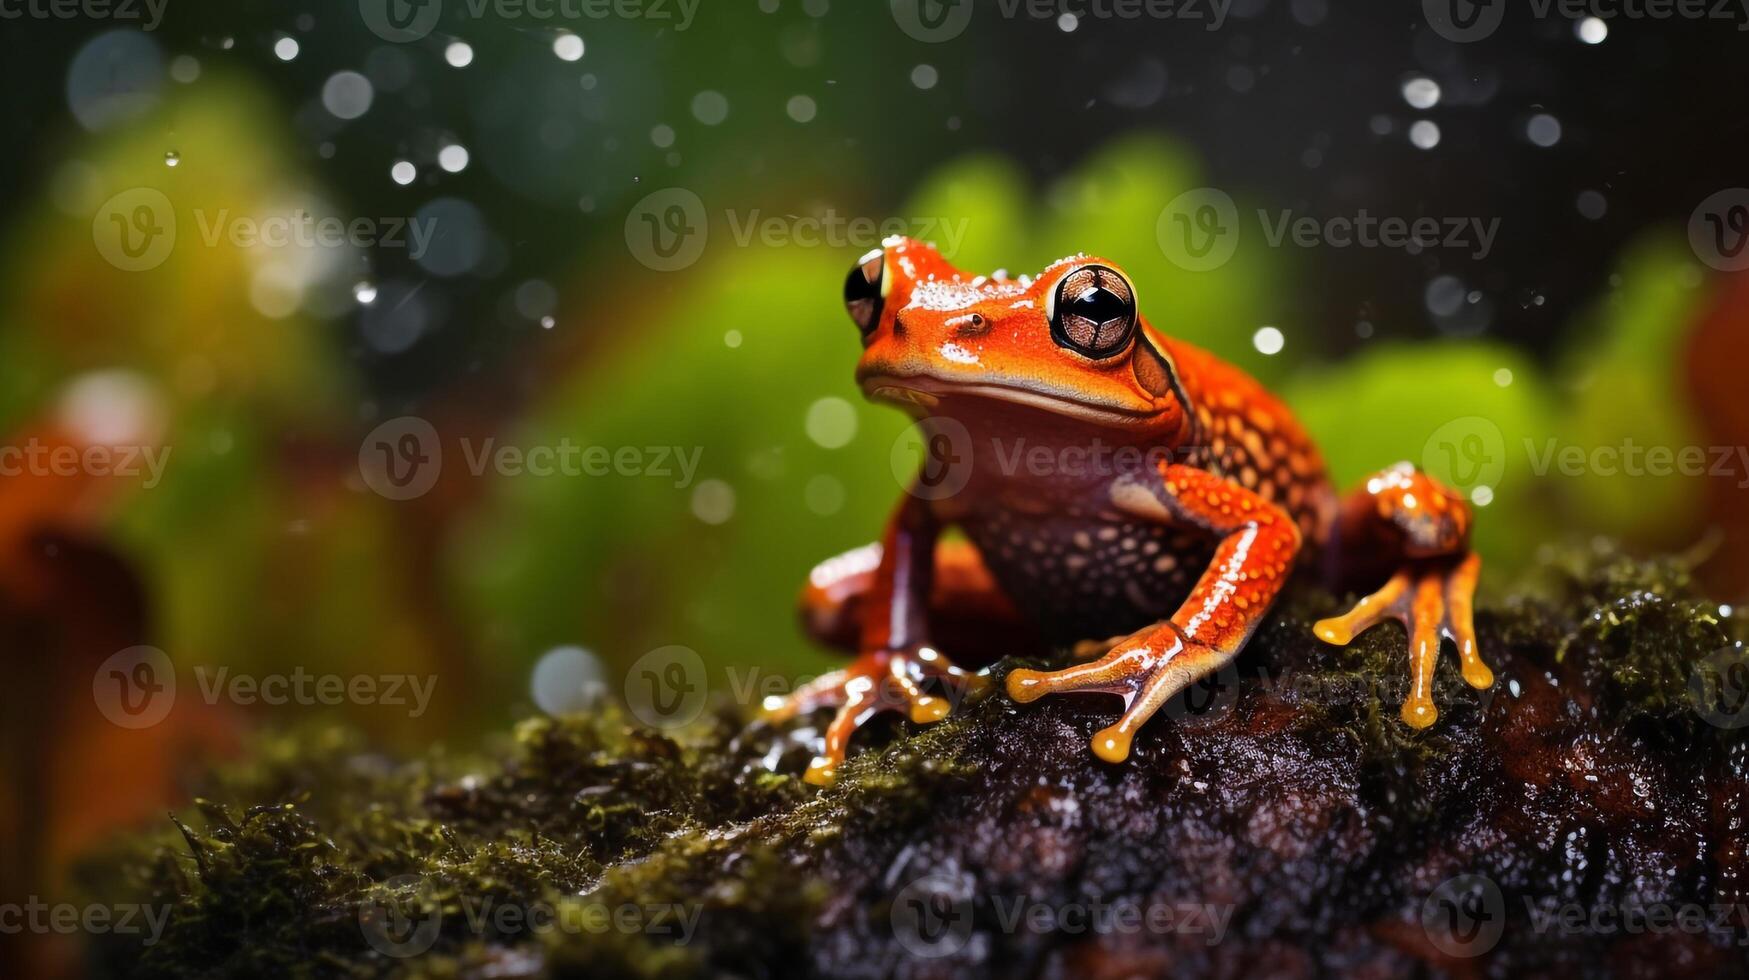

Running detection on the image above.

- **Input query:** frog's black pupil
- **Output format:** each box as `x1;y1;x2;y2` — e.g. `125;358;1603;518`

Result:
1068;286;1127;325
1052;268;1135;357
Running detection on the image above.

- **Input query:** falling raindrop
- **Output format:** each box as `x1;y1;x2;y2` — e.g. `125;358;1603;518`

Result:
805;397;858;449
691;90;730;125
1402;76;1441;109
530;646;606;716
438;144;470;173
164;150;179;167
553;32;585;62
691;480;736;525
1527;113;1562;147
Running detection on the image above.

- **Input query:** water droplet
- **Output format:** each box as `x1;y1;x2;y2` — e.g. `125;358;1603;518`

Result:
1409;119;1441;149
390;160;416;185
354;282;378;305
553;32;584;62
1577;16;1607;43
1527;113;1562;147
445;41;474;68
540;316;555;329
805;397;858;449
273;36;299;62
1402;76;1440;109
1253;326;1285;356
691;90;730;126
691;480;736;525
438;143;470;173
321;70;374;120
164;150;179;167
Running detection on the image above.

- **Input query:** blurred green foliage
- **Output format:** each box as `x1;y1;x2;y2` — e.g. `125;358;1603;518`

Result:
1;79;1719;727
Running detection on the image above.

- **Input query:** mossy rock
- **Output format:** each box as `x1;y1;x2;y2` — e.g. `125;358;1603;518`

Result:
82;545;1749;978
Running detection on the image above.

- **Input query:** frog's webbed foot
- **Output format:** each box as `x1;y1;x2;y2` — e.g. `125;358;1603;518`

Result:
763;647;988;786
1313;552;1491;728
1007;625;1227;765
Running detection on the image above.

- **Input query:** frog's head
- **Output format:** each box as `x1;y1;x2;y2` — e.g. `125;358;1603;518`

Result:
846;236;1189;439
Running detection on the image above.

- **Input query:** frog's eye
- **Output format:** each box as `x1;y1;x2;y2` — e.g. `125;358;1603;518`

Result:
1049;265;1136;359
843;247;887;334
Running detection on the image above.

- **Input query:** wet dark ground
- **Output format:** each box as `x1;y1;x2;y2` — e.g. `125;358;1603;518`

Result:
83;546;1749;978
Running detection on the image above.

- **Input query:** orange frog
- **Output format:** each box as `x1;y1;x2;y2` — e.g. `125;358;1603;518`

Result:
769;237;1494;785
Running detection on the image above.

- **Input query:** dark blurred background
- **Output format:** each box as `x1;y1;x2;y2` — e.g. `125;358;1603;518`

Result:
2;1;1748;974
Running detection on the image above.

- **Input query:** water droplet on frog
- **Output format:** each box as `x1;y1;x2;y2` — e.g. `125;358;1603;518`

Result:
164;151;179;167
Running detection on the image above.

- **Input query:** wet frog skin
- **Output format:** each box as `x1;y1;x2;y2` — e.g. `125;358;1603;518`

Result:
768;237;1493;785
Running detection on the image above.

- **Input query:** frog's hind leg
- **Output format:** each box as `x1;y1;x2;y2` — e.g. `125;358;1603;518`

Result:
1313;462;1493;728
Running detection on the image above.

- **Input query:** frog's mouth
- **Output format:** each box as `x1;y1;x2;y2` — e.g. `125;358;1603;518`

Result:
860;374;1157;426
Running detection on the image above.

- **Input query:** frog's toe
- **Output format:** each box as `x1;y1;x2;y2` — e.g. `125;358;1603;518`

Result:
777;647;984;786
1315;552;1492;727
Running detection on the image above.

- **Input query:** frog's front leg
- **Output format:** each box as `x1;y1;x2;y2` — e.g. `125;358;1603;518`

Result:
1312;462;1493;728
766;490;987;786
1006;464;1302;763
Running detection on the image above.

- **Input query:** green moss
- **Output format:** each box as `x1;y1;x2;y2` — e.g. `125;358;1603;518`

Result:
79;546;1746;977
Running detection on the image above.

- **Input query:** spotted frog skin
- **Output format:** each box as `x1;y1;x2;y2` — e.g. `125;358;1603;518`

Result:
768;237;1494;785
